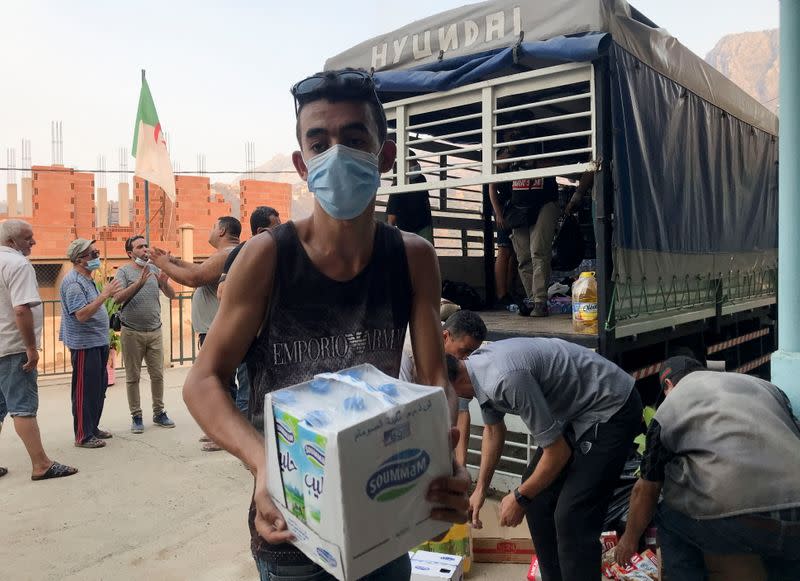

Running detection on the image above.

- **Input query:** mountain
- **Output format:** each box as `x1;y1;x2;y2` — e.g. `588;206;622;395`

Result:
705;29;779;113
212;153;314;219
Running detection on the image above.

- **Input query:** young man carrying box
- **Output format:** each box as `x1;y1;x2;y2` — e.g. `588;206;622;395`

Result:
183;69;469;581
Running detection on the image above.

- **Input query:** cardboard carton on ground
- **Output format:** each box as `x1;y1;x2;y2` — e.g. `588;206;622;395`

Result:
411;550;464;581
265;364;452;580
471;498;535;564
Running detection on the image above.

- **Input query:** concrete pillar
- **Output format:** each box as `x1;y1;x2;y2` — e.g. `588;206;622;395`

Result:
6;183;18;216
771;0;800;410
97;187;108;227
21;177;33;216
118;183;130;227
180;223;194;263
160;293;172;368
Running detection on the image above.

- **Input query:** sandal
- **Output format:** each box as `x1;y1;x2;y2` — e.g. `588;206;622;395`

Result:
0;466;7;478
31;461;78;481
74;437;106;449
201;441;223;452
199;434;212;443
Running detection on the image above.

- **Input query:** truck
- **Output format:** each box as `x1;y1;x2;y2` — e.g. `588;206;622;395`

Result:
325;0;779;491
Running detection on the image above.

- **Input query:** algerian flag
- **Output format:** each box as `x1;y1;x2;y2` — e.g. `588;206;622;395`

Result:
132;73;176;201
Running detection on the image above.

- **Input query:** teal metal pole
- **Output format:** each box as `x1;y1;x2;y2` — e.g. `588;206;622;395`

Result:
771;0;800;410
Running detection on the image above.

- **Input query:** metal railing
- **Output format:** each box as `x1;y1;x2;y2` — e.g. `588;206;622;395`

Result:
169;292;197;365
38;294;199;376
39;300;72;375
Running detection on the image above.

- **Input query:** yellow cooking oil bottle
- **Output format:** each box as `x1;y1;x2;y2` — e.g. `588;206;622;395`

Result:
572;271;598;334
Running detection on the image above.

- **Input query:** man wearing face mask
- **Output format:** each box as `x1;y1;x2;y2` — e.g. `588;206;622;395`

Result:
60;239;122;449
151;216;241;452
113;235;176;434
182;69;469;580
386;150;433;244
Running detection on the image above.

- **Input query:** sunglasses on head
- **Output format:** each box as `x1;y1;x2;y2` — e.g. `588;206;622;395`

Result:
290;70;384;122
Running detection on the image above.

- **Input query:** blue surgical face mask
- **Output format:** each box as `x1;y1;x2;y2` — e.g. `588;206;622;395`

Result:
305;144;381;220
86;258;102;271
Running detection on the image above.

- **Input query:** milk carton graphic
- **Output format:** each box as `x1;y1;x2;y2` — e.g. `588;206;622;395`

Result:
265;364;452;581
273;405;306;523
298;415;329;527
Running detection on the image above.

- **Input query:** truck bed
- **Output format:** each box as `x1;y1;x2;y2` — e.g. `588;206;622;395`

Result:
477;310;598;348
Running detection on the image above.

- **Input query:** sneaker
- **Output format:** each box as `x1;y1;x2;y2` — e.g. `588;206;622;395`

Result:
531;302;549;317
518;302;532;317
131;416;144;434
74;437;106;449
153;411;175;429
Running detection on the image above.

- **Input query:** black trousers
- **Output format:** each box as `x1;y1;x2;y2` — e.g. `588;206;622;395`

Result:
523;389;642;581
70;345;109;444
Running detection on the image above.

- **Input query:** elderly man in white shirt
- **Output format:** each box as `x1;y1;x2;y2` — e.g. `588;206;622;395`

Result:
0;220;77;481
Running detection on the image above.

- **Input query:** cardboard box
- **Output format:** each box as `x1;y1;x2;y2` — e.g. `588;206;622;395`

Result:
470;497;535;564
265;364;452;580
472;537;536;564
411;550;464;581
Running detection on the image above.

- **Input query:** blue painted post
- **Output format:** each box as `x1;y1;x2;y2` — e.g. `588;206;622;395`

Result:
771;0;800;411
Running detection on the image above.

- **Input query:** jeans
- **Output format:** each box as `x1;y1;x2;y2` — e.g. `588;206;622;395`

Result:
0;352;39;417
657;504;800;581
254;553;411;581
523;389;642;581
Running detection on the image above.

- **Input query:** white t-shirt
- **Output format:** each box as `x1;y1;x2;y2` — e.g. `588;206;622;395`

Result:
0;246;43;357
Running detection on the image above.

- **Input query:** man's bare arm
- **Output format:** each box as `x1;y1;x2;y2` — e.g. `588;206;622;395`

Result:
75;280;120;322
151;249;227;288
404;233;458;424
616;479;662;566
157;273;177;299
14;304;39;372
113;268;150;304
518;436;572;499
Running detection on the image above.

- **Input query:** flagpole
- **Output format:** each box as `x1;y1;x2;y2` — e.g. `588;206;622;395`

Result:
144;179;150;245
141;69;151;246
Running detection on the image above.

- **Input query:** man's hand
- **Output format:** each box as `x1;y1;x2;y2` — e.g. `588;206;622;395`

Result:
100;279;122;300
157;270;169;285
253;467;295;544
427;427;470;524
149;247;170;268
615;533;637;567
469;487;486;529
138;266;152;285
499;490;526;527
495;214;508;231
22;346;39;372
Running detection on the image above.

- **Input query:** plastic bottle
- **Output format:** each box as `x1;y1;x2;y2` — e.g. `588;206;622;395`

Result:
572;271;598;334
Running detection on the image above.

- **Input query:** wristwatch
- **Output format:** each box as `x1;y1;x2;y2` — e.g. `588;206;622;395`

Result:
513;487;533;508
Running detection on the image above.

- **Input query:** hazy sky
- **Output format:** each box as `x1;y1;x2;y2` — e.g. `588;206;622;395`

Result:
0;0;780;185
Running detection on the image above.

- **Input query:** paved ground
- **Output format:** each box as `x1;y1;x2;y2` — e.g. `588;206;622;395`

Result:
0;366;529;581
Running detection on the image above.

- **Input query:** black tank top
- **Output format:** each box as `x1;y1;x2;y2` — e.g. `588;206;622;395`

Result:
245;220;413;561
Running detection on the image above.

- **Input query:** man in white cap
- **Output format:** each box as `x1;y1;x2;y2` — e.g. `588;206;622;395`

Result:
59;239;121;449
